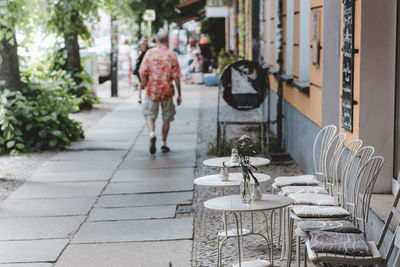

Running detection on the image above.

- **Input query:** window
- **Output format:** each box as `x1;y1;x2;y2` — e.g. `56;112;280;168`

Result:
299;0;310;81
286;0;294;76
265;0;271;65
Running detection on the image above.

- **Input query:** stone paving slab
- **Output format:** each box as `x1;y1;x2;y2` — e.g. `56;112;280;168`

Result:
72;217;193;243
95;192;193;208
0;216;85;240
0;264;53;267
131;134;197;150
55;240;192;267
28;170;114;183
9;182;106;199
111;168;194;183
141;121;198;136
119;152;196;170
50;150;126;162
35;159;121;173
123;146;196;160
103;179;193;194
68;140;132;150
83;130;139;141
0;239;68;263
87;205;176;221
93;118;143;129
0;198;96;217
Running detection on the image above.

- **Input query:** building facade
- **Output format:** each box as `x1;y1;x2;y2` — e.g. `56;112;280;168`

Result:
204;0;399;262
216;0;398;194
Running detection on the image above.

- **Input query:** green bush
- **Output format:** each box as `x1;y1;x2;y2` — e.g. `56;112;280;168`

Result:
0;80;84;154
48;45;97;109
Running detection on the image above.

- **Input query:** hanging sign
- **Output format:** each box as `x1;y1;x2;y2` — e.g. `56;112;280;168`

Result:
205;7;229;17
341;0;355;132
143;10;156;21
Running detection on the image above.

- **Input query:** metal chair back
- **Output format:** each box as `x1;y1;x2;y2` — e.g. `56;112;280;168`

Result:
333;139;363;205
352;156;384;232
378;185;400;265
323;132;347;194
312;125;337;180
342;146;375;212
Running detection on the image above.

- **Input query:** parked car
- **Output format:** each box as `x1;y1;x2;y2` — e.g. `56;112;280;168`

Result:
85;44;134;84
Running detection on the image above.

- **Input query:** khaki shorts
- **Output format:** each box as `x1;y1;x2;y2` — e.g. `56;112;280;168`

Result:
143;97;176;122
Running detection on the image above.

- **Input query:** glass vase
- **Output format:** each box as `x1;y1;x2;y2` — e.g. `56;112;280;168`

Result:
251;183;262;202
240;172;252;204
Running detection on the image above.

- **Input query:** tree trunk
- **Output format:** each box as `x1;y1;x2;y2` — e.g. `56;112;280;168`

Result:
63;28;82;84
0;26;22;91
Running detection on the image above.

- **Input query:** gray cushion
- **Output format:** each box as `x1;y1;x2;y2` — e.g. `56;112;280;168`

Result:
273;175;320;188
298;221;361;234
309;230;371;256
279;186;328;196
292;205;350;218
288;193;337;206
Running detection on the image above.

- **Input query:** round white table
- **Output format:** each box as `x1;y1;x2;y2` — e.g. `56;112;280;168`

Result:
194;172;271;189
194;173;271;244
203;156;270;168
205;194;293;267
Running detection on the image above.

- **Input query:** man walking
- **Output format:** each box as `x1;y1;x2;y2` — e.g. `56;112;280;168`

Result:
139;31;182;154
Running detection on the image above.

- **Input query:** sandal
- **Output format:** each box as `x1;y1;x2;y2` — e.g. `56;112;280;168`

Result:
161;145;170;153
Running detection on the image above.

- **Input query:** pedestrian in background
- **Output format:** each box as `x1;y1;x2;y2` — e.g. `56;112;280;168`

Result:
139;31;182;155
134;39;149;103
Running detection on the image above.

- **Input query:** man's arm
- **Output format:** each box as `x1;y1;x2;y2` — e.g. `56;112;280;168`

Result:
139;53;149;89
174;78;182;105
140;74;148;88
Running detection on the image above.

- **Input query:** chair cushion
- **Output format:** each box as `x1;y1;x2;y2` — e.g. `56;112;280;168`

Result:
292;205;350;218
288;193;337;206
298;221;361;234
273;175;320;188
309;230;372;256
278;186;328;196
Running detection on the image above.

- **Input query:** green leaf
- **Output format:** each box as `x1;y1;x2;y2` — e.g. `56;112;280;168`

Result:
38;129;46;137
6;140;15;149
49;139;57;147
15;143;25;150
51;130;62;136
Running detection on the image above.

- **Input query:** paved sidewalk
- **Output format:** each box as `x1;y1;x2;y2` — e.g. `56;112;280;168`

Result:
0;86;200;266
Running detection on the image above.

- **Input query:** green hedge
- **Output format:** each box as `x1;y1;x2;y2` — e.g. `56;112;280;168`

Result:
0;75;84;154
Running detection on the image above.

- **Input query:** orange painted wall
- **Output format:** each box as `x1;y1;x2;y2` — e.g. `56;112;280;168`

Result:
339;0;361;141
265;0;323;126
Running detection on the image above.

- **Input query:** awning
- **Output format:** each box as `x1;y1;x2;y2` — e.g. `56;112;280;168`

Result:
175;0;205;13
176;0;203;10
177;9;206;25
175;0;206;24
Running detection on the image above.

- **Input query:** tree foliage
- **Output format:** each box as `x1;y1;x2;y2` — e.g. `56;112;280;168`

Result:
109;0;182;38
46;0;99;40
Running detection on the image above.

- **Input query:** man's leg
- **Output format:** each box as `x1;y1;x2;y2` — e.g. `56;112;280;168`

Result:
143;98;159;154
162;121;170;142
147;117;156;133
147;117;157;154
160;98;176;153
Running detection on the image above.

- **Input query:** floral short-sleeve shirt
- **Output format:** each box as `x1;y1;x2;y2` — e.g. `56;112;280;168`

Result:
139;45;181;101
